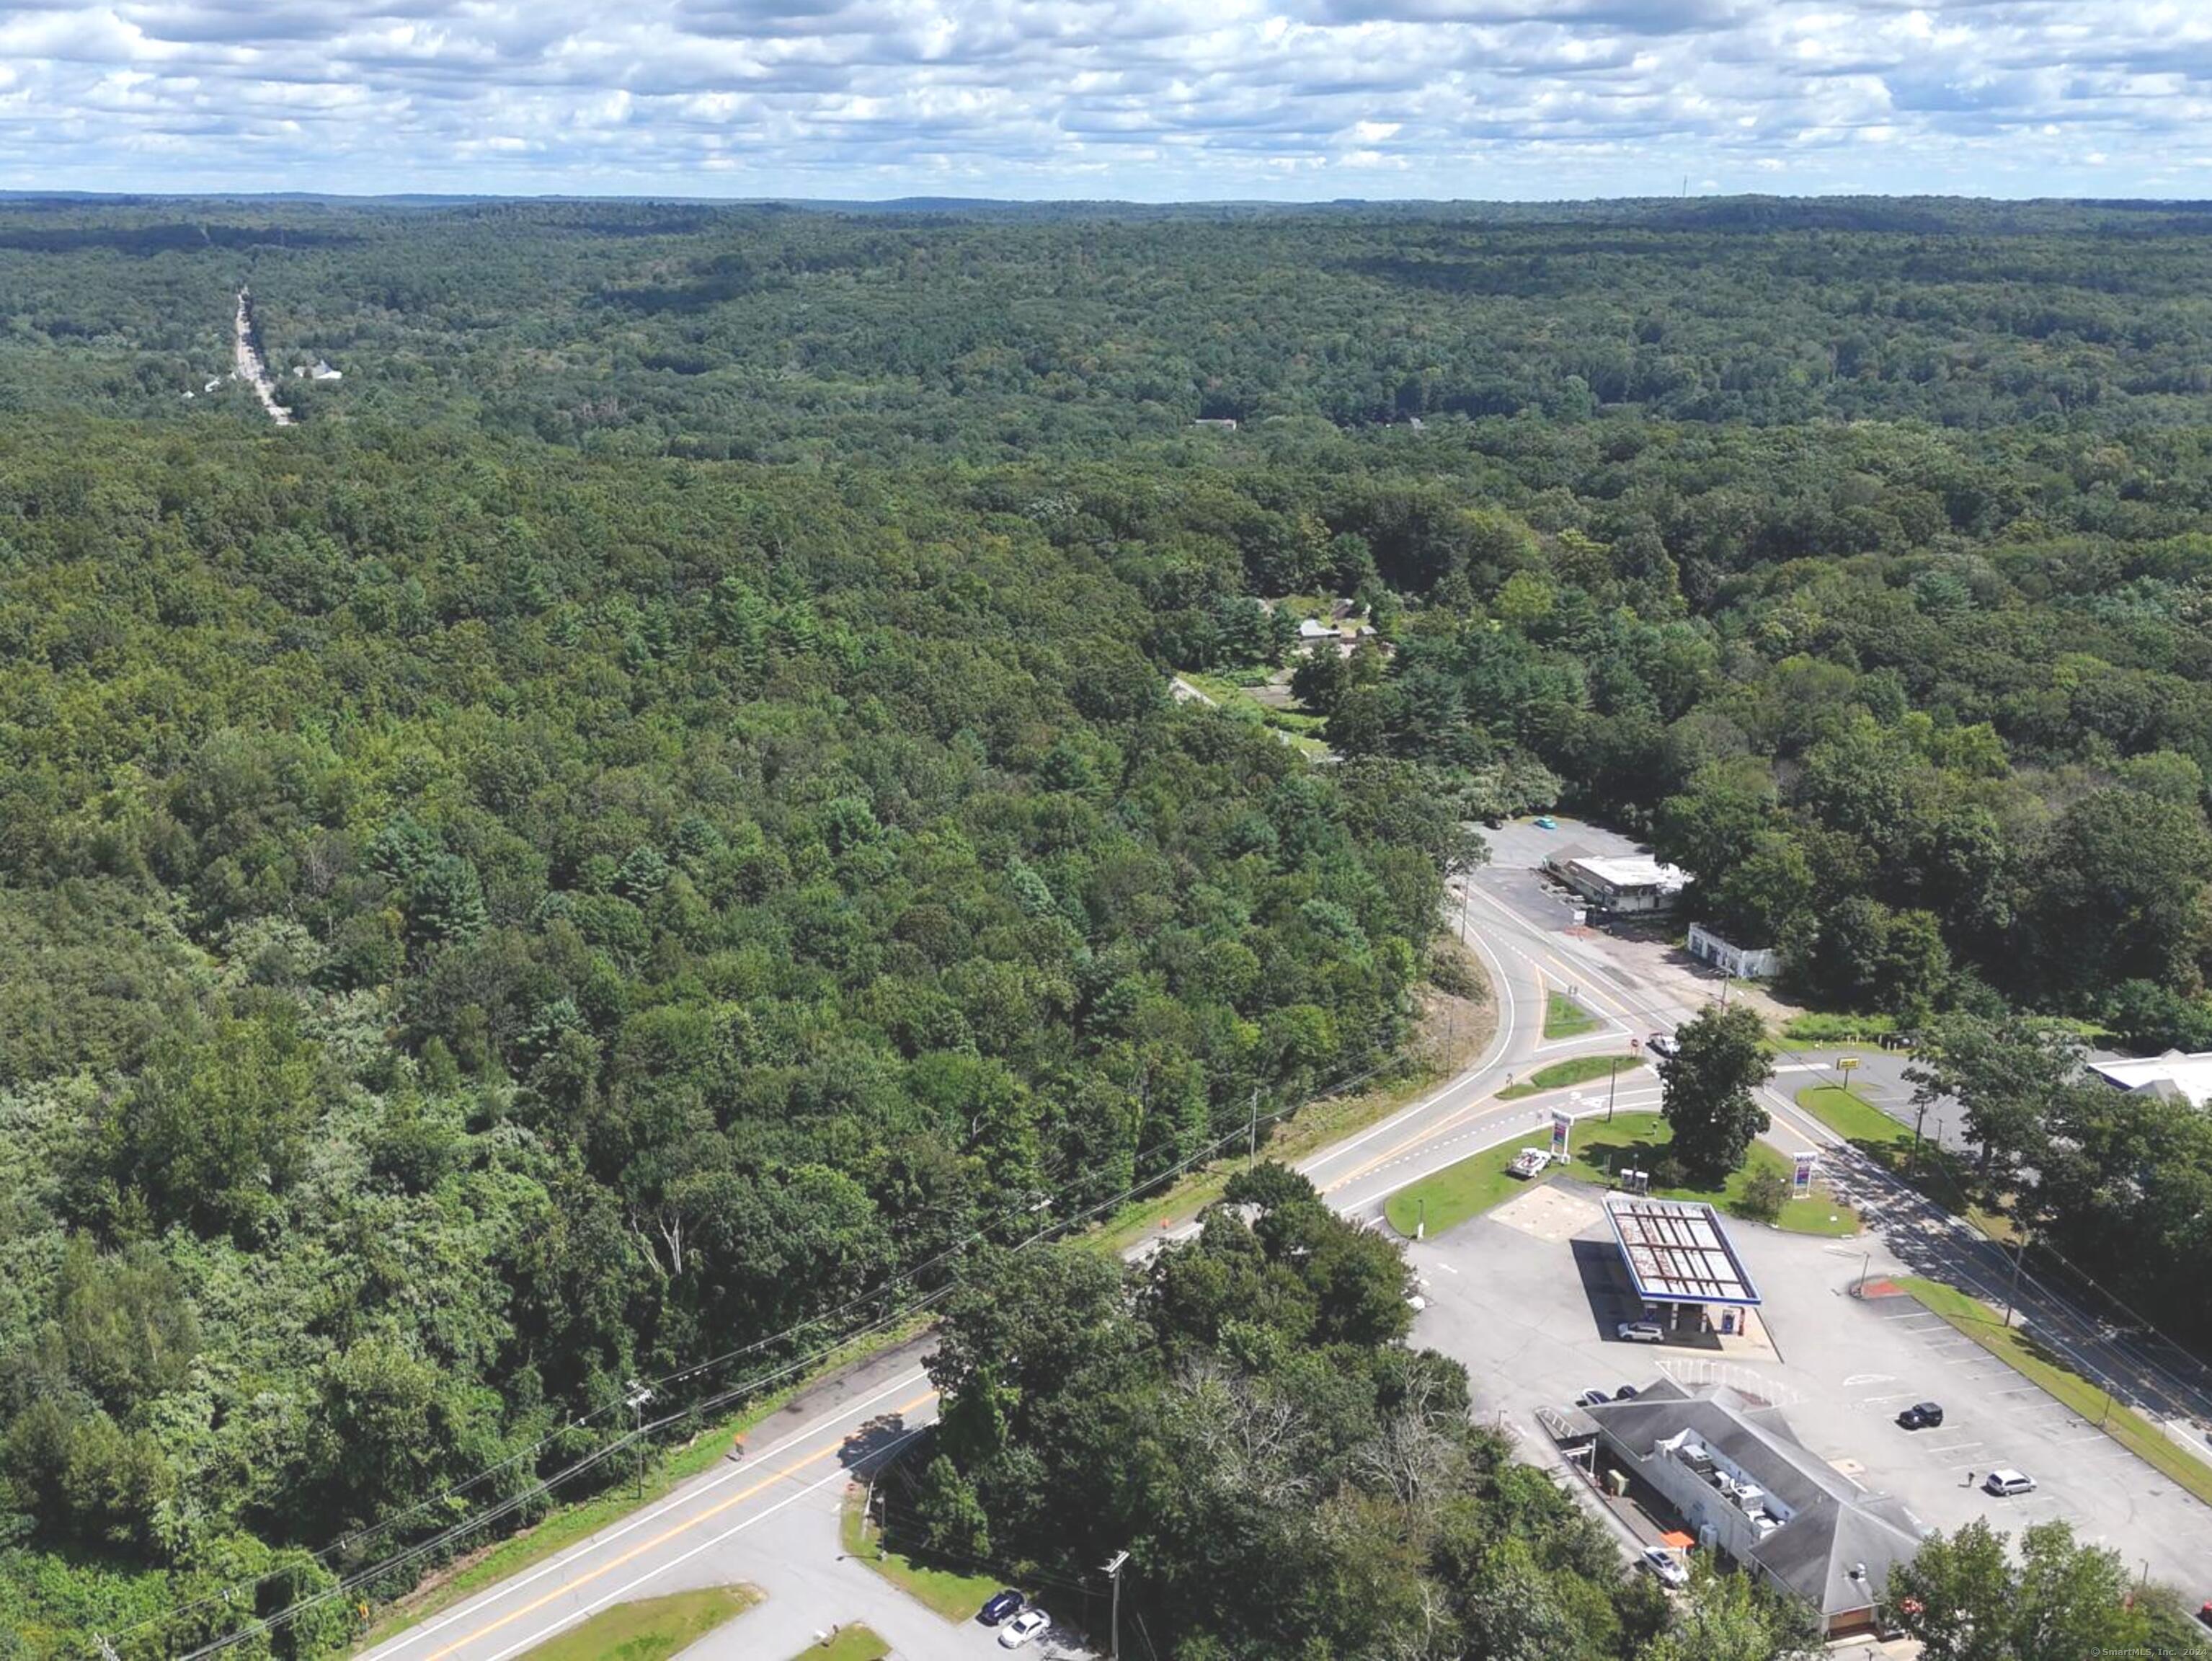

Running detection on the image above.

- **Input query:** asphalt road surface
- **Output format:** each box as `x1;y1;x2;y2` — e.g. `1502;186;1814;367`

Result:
348;816;2212;1660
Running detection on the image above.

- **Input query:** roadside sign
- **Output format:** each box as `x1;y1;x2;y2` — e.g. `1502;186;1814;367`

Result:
1792;1151;1818;1199
1550;1110;1572;1160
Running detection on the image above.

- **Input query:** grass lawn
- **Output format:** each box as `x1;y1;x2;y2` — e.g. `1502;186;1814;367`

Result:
515;1586;756;1661
1543;991;1601;1040
1181;672;1333;758
793;1625;890;1660
1500;1053;1643;1101
1893;1276;2212;1509
1792;1086;2020;1241
840;1482;1003;1623
1795;1084;1912;1153
1778;1012;1897;1045
1382;1112;1860;1239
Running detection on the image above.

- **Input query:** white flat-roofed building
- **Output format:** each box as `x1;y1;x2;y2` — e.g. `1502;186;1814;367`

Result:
1546;849;1690;914
2088;1050;2212;1108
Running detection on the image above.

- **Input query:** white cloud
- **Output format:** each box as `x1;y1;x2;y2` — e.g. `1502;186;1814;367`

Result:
0;0;2193;195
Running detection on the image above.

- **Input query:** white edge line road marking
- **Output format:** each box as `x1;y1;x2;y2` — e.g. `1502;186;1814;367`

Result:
368;1368;931;1657
1303;887;1519;1171
477;1427;928;1661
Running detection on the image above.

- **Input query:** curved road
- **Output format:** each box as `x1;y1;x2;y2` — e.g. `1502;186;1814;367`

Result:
344;842;2212;1661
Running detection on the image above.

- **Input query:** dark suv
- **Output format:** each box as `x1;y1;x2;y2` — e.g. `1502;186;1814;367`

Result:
980;1590;1025;1626
1896;1401;1945;1430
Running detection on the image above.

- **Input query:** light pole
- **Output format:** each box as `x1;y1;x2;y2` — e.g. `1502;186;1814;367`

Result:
1605;1054;1621;1123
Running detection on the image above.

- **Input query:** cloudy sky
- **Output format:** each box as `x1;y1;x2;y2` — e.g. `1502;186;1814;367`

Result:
0;0;2204;200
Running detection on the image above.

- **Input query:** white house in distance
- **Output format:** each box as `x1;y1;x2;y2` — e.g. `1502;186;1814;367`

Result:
1544;847;1690;916
2087;1051;2212;1109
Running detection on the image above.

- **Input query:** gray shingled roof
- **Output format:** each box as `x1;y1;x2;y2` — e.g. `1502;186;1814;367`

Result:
1584;1383;1928;1619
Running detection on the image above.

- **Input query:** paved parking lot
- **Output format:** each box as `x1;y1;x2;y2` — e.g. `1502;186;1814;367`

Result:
1407;1188;2212;1608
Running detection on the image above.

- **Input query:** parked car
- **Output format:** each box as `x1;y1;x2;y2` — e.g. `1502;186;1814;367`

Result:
1614;1383;1640;1401
1638;1546;1689;1590
979;1590;1024;1626
1534;815;1558;830
1984;1469;2035;1497
1645;1032;1679;1060
1896;1401;1945;1430
999;1608;1052;1648
1509;1148;1553;1179
1617;1320;1666;1343
1576;1388;1611;1408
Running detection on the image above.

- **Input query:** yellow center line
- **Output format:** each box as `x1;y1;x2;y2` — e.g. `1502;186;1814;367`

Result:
1323;1089;1506;1194
422;1389;938;1661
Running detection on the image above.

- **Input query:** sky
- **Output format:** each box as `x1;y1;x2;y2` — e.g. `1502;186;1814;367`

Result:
0;1;2206;200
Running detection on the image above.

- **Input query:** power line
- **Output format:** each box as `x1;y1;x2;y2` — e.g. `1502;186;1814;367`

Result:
133;1037;1423;1657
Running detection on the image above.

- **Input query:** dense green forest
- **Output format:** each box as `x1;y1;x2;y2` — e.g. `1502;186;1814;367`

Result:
4;195;2212;1655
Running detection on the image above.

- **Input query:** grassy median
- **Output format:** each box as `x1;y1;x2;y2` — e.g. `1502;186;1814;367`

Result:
1542;991;1602;1039
515;1586;757;1661
1499;1053;1643;1100
1894;1275;2212;1508
1383;1112;1860;1239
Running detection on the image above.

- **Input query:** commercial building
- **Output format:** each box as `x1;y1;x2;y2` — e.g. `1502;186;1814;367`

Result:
1581;1380;1925;1635
1545;849;1689;915
2087;1050;2212;1109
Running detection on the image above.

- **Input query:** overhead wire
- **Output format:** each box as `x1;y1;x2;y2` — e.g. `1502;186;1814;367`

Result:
123;1035;1423;1657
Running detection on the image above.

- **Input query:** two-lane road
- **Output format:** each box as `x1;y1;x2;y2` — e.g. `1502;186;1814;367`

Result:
357;1357;944;1661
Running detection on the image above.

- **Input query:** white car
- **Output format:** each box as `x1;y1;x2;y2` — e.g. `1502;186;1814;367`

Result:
1983;1469;2035;1497
1617;1320;1666;1343
1000;1608;1052;1648
1509;1148;1553;1179
1645;1032;1679;1060
1639;1546;1689;1589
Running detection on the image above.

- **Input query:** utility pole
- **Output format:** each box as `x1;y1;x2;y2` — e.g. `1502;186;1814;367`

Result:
2002;1231;2030;1329
624;1380;654;1498
1911;1100;1928;1175
1247;1087;1260;1172
1102;1550;1130;1660
1605;1054;1620;1123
